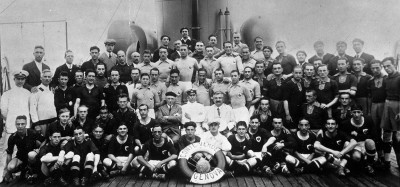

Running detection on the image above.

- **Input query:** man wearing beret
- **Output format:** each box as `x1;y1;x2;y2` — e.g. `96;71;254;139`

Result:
99;39;118;75
0;70;32;182
156;91;182;144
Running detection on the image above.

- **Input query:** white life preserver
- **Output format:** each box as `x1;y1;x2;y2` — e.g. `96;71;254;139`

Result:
178;142;226;184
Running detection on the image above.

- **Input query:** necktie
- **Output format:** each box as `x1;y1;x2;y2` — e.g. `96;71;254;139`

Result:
169;106;172;114
217;107;220;117
109;53;112;58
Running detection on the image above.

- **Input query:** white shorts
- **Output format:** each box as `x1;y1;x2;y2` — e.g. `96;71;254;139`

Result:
254;152;263;160
116;156;129;165
148;160;163;167
354;141;366;154
233;107;249;124
300;154;311;159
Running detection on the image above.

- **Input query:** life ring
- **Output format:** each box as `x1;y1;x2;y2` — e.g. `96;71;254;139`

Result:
178;142;226;184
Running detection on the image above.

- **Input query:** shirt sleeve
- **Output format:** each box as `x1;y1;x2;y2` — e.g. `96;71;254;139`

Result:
166;141;178;155
236;56;244;74
29;93;39;123
331;80;339;96
140;142;150;156
1;92;8;119
89;140;100;154
254;82;261;99
6;135;15;155
349;75;358;91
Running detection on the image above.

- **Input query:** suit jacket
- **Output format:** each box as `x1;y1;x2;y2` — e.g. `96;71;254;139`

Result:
99;52;117;74
356;52;375;75
22;61;50;90
51;63;80;87
327;54;354;76
308;53;335;65
156;104;182;133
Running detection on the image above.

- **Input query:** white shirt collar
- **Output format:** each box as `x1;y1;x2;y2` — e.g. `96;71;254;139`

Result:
181;36;192;41
65;63;73;69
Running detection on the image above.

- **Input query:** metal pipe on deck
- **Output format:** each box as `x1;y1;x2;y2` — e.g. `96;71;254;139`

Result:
218;9;224;49
191;0;200;40
224;7;230;42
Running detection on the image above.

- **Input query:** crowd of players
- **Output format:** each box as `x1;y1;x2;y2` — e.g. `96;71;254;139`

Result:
0;27;399;186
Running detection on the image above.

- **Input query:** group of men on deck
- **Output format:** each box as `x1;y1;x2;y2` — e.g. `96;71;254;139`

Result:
0;27;399;186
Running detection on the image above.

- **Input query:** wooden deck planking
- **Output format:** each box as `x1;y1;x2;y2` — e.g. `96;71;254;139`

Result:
302;174;329;187
1;152;400;187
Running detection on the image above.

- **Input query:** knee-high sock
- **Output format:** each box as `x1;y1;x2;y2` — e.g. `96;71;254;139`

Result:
84;161;94;178
70;161;81;178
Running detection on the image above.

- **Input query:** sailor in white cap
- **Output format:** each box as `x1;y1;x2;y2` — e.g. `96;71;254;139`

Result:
0;70;32;182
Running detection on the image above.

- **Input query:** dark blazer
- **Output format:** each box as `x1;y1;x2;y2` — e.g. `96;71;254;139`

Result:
308;53;335;65
357;52;375;75
51;63;81;87
22;61;50;90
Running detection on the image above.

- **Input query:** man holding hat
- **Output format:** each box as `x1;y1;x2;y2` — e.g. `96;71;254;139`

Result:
0;70;32;182
156;91;182;144
99;39;117;74
181;89;206;135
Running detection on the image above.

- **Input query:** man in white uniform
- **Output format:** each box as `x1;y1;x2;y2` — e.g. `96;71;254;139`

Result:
0;70;32;182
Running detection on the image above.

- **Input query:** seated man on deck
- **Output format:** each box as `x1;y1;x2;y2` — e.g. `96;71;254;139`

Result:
63;126;100;186
314;118;357;177
226;121;258;176
39;130;68;186
135;124;178;181
3;115;45;184
103;123;136;177
293;119;328;174
340;104;378;175
261;117;299;177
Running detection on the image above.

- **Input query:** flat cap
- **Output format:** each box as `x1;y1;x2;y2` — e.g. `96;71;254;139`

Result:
13;70;29;78
165;91;177;97
104;39;116;45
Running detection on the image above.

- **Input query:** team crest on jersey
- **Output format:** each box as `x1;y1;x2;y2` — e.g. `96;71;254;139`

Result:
363;129;368;134
336;140;342;145
339;76;346;83
319;84;325;90
125;146;130;152
162;150;168;155
307;144;314;150
256;136;261;142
